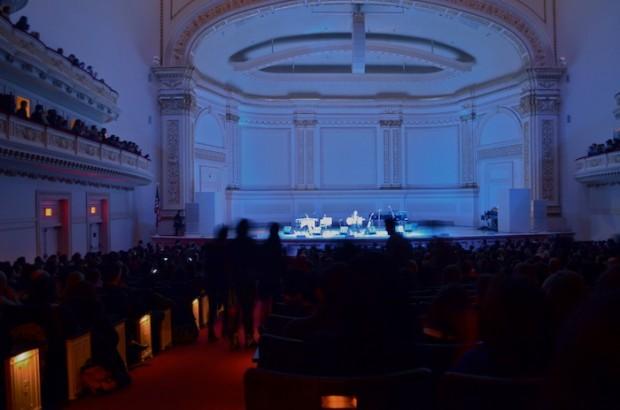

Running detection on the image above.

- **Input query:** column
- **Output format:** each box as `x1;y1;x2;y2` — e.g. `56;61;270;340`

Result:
153;67;198;210
379;119;403;188
519;67;564;214
459;110;476;186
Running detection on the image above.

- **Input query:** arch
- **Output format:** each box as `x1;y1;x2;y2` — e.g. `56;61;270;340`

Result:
477;107;523;146
195;111;225;148
165;0;555;69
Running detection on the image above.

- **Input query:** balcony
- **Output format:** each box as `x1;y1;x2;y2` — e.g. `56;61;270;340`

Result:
0;114;151;188
575;151;620;186
0;16;119;123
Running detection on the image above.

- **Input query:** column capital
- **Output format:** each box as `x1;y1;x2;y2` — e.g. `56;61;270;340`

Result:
152;66;197;91
379;119;402;128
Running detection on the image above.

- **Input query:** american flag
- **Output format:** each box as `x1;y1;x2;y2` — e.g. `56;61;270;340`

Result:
154;185;160;228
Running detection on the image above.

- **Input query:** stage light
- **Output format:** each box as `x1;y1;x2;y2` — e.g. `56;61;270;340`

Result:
321;395;358;409
89;206;97;215
44;207;53;217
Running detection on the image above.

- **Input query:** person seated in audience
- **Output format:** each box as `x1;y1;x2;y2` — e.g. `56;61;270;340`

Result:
423;284;477;345
0;271;19;305
61;273;131;389
15;100;28;119
31;104;46;124
542;270;587;340
15;16;29;31
545;290;620;410
0;5;11;19
453;277;552;377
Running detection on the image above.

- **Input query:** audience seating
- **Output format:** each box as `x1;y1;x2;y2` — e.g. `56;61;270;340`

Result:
200;294;209;328
65;332;92;400
159;308;173;351
136;314;153;362
261;314;298;335
437;372;543;410
256;333;307;373
192;298;200;330
245;367;433;410
114;320;127;366
4;347;42;410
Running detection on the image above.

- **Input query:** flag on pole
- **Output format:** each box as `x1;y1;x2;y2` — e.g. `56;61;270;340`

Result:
154;185;160;228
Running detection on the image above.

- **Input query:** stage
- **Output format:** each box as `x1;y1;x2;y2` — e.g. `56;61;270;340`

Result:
152;225;573;252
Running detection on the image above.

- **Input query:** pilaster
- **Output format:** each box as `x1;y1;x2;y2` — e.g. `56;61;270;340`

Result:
225;110;241;189
459;109;476;186
293;117;317;190
519;67;564;214
379;118;403;188
152;66;198;210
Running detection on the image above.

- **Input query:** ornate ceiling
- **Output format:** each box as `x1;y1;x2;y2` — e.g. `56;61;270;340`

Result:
185;2;541;100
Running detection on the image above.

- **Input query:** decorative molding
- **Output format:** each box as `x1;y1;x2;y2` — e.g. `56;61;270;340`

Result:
293;119;318;127
379;119;403;127
170;0;553;67
195;148;226;162
519;94;560;115
477;144;523;160
159;94;197;115
0;116;150;189
226;113;240;123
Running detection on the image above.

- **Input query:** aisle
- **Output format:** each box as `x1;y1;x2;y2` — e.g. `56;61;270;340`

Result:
64;330;254;410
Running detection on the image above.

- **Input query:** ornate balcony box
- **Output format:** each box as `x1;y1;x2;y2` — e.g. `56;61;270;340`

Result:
575;151;620;186
0;17;120;123
0;114;151;188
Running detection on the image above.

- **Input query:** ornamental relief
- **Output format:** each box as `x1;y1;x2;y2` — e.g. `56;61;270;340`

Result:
166;120;181;205
519;95;560;115
14;123;44;144
541;119;555;201
477;144;523;160
159;94;196;115
171;0;552;67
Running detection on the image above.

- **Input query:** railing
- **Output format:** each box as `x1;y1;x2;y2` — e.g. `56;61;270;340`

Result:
0;114;151;188
575;151;620;185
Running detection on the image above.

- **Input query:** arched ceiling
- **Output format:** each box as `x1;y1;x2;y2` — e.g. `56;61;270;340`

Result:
190;3;529;100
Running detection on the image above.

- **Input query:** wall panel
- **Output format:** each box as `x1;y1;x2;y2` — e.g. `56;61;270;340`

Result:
405;126;460;186
320;127;377;189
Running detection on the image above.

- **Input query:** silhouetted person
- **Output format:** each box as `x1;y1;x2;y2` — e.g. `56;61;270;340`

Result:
173;211;184;236
230;219;258;348
15;100;28;119
15;16;29;31
31;104;45;124
205;225;230;341
385;217;413;269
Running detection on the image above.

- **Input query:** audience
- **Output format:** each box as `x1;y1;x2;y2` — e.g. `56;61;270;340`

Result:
2;224;620;408
0;92;149;158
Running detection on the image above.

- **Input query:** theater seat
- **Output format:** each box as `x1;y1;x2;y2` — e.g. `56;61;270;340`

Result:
245;367;433;410
438;372;543;410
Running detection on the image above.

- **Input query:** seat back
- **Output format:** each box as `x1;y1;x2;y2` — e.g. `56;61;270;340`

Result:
65;332;92;400
245;367;433;410
438;372;543;410
261;314;297;336
257;333;307;372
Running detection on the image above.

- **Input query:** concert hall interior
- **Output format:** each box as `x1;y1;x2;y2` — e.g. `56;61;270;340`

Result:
0;0;619;409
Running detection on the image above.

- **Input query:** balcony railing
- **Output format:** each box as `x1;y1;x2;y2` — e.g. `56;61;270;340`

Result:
575;151;620;186
0;114;151;188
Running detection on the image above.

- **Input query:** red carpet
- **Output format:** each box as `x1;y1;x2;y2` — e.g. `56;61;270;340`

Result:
64;329;254;410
